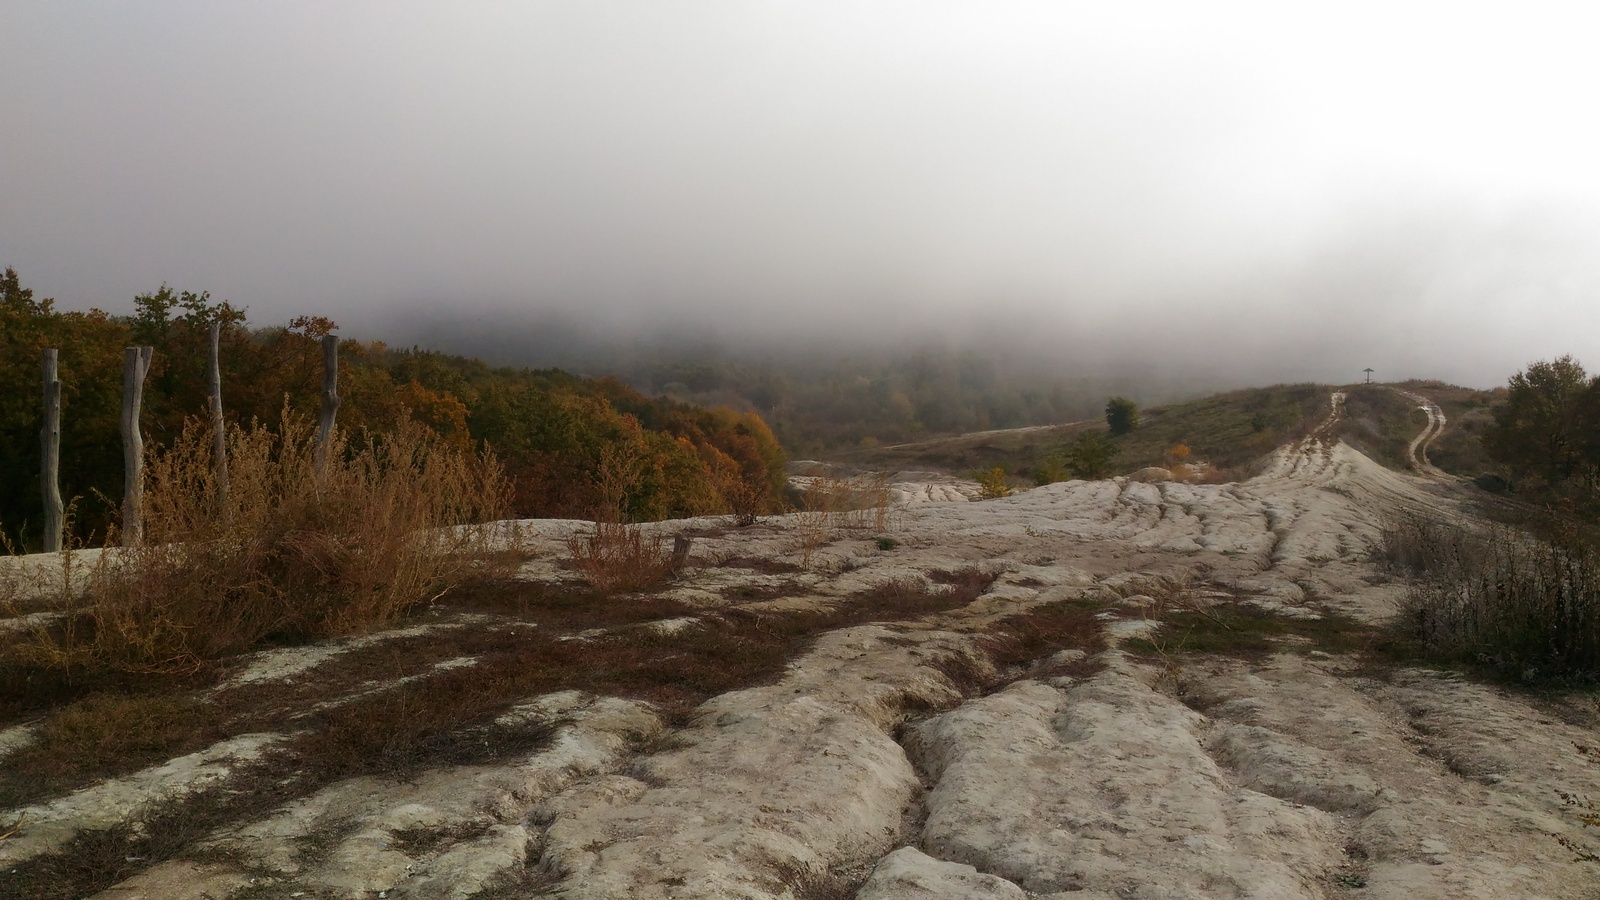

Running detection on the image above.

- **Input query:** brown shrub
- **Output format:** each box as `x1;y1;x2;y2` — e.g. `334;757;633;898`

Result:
981;599;1109;673
25;413;514;675
566;523;678;593
1383;514;1600;682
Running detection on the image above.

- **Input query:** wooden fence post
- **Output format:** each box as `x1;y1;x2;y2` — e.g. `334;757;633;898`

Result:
207;322;229;518
316;334;340;467
41;349;64;552
121;346;153;547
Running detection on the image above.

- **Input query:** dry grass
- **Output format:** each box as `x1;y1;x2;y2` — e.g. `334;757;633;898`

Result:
16;413;514;677
981;599;1109;673
1383;514;1600;683
791;473;896;567
801;473;894;531
566;523;678;593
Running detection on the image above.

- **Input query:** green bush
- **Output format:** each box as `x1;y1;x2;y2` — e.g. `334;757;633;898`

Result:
1106;396;1140;436
1057;433;1120;480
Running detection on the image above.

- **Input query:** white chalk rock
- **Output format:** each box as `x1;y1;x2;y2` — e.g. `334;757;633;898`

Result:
1126;466;1173;483
856;847;1027;899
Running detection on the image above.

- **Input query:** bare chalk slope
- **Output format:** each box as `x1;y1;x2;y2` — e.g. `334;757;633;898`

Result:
2;391;1594;899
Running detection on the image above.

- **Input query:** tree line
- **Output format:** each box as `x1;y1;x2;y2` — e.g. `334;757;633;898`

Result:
630;352;1177;456
0;268;785;548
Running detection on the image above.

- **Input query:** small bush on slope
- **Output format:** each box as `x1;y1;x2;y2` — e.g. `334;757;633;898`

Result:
975;466;1013;499
567;523;678;593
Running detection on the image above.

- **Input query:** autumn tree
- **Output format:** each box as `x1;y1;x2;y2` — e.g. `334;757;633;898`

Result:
0;268;129;546
0;268;790;541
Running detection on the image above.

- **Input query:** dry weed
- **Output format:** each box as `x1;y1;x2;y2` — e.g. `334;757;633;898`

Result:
566;523;678;593
791;473;896;567
1384;514;1600;681
24;413;514;675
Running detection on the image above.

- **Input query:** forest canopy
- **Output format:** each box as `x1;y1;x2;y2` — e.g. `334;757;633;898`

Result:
0;268;785;548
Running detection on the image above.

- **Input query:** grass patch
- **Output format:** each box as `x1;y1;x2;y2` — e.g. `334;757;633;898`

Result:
436;579;693;629
1121;602;1378;662
926;597;1111;694
0;580;693;814
0;691;226;811
388;820;495;857
1389;379;1501;479
1101;383;1332;476
855;569;997;621
716;555;805;575
1336;386;1428;470
982;599;1109;672
720;580;811;604
834;383;1333;482
0;563;990;815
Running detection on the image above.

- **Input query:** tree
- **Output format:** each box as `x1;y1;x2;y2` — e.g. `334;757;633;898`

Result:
1484;356;1596;488
0;268;129;547
975;466;1012;499
1106;396;1139;436
1056;433;1120;480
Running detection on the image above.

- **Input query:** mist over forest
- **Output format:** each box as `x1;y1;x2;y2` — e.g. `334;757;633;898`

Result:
367;308;1210;455
7;4;1600;397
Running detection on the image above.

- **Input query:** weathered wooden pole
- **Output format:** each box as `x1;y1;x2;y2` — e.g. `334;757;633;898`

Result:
120;346;153;547
207;322;229;517
315;334;340;468
41;349;64;553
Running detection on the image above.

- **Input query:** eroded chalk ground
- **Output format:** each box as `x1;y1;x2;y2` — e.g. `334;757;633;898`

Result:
2;401;1598;899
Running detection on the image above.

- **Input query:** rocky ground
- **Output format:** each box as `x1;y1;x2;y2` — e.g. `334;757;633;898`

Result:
2;393;1598;899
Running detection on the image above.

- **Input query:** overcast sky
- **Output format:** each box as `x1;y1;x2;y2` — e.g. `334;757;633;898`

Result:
5;2;1600;386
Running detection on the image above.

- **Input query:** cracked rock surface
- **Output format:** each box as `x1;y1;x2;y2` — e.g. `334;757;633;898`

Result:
3;393;1597;899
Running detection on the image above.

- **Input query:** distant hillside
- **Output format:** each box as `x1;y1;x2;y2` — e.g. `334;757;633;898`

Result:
370;311;1227;456
827;381;1502;485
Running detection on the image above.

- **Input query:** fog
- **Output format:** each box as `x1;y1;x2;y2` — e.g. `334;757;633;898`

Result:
5;2;1600;388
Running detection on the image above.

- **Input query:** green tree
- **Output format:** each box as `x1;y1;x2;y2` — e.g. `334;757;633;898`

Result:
1057;433;1120;480
1106;396;1139;436
0;268;129;546
1484;356;1596;488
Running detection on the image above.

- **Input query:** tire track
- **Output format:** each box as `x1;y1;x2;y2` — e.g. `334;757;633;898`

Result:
1387;388;1448;478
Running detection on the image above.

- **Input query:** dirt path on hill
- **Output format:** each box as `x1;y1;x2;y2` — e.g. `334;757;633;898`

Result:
1388;388;1450;478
